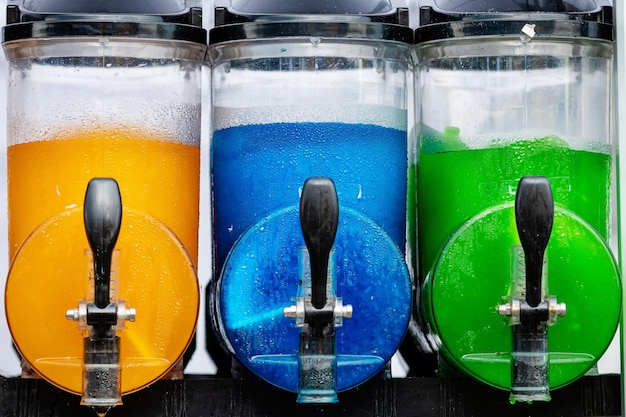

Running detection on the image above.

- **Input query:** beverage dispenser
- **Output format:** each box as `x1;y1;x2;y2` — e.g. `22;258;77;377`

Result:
2;0;206;414
414;0;620;403
206;0;413;403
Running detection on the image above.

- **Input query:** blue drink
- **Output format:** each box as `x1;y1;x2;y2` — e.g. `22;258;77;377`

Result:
212;121;408;274
211;120;411;392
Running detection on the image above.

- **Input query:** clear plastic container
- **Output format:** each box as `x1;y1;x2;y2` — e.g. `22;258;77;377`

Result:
415;1;621;402
2;2;206;410
207;13;414;399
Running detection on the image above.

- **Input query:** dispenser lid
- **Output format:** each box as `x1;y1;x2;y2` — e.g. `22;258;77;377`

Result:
416;0;612;43
214;0;408;25
209;0;412;45
209;21;413;44
8;0;195;17
3;0;205;45
421;0;609;15
224;0;399;19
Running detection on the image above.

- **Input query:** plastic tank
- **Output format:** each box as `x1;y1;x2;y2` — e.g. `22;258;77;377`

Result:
206;0;414;402
414;0;621;403
2;0;206;413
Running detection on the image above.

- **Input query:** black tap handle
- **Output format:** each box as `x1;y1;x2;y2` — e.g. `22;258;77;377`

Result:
515;176;554;308
84;178;122;309
300;177;339;310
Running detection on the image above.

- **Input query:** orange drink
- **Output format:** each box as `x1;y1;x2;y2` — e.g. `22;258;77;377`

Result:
7;128;200;263
5;128;200;394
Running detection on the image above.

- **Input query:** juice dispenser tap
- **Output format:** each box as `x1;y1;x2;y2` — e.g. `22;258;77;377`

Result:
64;178;134;414
2;0;206;413
299;178;340;313
496;176;566;402
283;177;353;403
414;0;621;402
83;179;123;322
206;0;413;400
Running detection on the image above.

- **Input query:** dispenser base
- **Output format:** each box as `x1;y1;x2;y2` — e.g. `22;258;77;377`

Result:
0;373;620;416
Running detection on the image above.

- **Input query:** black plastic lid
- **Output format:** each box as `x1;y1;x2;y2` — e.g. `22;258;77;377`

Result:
214;0;408;26
228;0;396;17
416;0;613;43
3;0;205;43
210;21;413;44
209;0;411;45
9;0;191;17
423;0;605;15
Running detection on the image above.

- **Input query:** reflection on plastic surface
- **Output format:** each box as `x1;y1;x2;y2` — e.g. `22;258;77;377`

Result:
218;206;410;392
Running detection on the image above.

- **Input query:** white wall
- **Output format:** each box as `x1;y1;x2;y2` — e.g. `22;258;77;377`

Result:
615;0;626;392
0;2;12;376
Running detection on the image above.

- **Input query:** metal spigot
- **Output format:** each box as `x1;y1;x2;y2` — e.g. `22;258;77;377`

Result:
283;177;352;403
65;178;134;416
497;176;565;403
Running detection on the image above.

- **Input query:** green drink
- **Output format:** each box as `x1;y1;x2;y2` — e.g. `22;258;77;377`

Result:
418;135;611;283
417;134;621;391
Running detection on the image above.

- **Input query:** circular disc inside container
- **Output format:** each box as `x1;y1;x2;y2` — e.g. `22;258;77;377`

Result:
425;203;621;390
219;205;411;393
5;207;199;395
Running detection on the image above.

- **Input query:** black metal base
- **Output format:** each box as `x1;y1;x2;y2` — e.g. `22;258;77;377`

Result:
0;374;620;417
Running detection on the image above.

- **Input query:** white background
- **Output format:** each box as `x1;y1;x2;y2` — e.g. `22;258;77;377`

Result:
0;0;622;379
